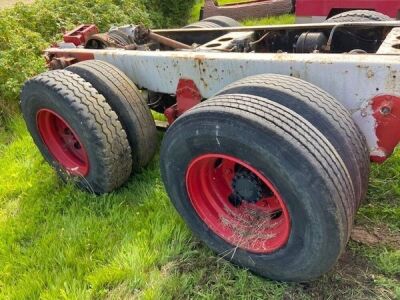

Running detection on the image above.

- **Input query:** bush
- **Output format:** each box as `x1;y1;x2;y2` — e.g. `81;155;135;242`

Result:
141;0;196;28
0;13;47;122
0;0;195;124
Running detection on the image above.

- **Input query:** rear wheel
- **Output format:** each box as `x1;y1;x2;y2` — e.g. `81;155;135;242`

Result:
67;60;157;171
216;74;370;209
21;70;132;194
161;94;355;282
185;16;241;28
325;10;391;52
184;21;222;28
327;10;392;22
201;16;241;27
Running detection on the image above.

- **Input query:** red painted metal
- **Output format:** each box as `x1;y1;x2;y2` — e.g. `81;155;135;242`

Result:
36;109;90;176
46;51;95;70
164;105;178;124
63;25;99;46
186;154;291;253
371;95;400;163
296;0;399;18
176;79;202;114
164;79;202;124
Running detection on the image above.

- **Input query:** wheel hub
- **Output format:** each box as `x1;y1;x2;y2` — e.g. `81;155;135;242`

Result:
231;167;272;206
36;109;89;176
186;154;291;253
231;168;263;204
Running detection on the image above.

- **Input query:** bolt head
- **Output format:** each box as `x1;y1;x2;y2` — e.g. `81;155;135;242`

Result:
380;106;391;115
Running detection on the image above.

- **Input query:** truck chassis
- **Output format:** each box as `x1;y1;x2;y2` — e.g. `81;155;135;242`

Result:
20;13;400;282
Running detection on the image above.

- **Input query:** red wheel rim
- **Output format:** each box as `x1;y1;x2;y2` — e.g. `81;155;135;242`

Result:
36;109;89;176
186;154;291;253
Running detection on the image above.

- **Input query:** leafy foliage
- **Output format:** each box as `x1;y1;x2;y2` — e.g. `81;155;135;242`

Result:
141;0;196;28
0;0;194;124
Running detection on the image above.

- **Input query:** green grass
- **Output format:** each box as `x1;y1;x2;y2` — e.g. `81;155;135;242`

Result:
190;0;205;23
189;0;294;25
190;0;248;23
0;2;399;299
190;0;250;23
0;117;288;299
1;117;399;299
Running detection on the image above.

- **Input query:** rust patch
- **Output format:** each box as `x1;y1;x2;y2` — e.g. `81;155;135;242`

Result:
194;54;207;64
367;69;375;79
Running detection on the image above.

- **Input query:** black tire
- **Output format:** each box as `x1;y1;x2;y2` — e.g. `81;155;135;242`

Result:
216;74;370;209
20;70;132;194
67;60;157;171
184;21;222;29
326;10;391;22
202;16;241;27
161;94;355;282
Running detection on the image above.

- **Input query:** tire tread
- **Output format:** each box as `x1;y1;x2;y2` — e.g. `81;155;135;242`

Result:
67;60;157;170
217;74;370;208
21;70;132;193
194;94;355;240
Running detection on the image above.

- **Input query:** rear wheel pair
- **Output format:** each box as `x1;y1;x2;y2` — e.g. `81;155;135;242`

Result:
21;62;369;281
160;76;369;282
21;61;157;194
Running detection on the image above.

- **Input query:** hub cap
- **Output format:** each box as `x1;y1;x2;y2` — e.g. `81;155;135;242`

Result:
186;154;291;253
36;109;89;176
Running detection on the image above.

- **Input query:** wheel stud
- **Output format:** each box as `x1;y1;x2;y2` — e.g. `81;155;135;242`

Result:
229;194;242;207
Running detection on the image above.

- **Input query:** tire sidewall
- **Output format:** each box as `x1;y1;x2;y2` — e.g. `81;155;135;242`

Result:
161;111;343;281
21;82;105;191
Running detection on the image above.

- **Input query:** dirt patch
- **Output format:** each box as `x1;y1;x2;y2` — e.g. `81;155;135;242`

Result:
172;241;398;299
0;0;34;9
351;225;400;249
284;250;396;300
